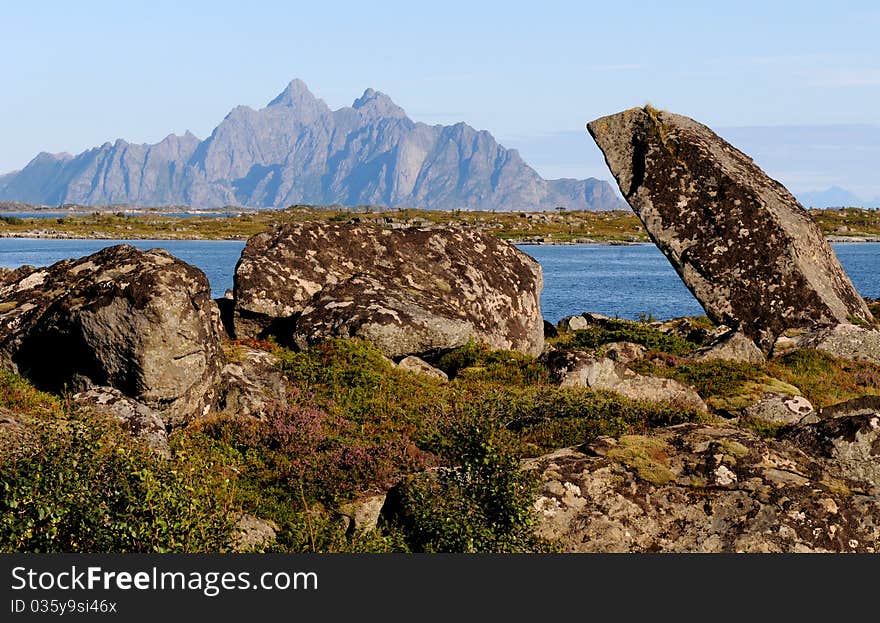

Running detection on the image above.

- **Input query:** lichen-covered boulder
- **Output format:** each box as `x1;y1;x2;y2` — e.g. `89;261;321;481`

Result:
588;107;875;351
0;245;222;426
542;350;707;411
233;223;544;357
525;422;880;552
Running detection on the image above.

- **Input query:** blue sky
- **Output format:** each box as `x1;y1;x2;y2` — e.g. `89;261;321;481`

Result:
3;1;880;198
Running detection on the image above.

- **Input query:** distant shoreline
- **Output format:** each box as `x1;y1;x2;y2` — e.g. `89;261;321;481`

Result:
0;232;878;245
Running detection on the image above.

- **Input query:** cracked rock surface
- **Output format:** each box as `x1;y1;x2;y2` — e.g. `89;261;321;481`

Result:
525;419;880;552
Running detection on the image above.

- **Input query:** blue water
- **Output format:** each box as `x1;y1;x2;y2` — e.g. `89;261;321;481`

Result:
0;238;877;322
0;212;240;219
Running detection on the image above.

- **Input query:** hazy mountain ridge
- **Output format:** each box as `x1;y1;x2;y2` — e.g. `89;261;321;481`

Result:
797;186;880;209
0;80;623;211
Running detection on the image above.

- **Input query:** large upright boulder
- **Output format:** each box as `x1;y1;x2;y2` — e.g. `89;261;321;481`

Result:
588;107;875;351
233;223;544;357
0;245;222;426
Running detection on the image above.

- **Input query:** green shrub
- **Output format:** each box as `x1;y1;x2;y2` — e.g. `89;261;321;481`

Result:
388;422;551;553
0;413;237;553
558;319;699;355
768;349;880;407
632;357;767;399
437;341;550;385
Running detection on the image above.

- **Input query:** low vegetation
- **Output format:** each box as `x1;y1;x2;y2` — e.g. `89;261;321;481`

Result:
1;203;877;242
551;318;700;356
1;337;707;553
3;312;880;553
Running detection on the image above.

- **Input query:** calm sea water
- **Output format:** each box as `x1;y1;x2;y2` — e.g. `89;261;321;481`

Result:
0;238;877;322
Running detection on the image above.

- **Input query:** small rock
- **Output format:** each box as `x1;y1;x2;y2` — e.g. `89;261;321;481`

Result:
741;393;815;427
694;331;765;363
557;315;589;333
73;387;170;457
338;493;387;535
797;323;880;365
819;395;880;420
543;350;707;411
602;341;647;364
234;514;278;552
396;356;448;381
783;414;880;490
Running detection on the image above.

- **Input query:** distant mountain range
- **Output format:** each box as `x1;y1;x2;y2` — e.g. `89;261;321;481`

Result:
0;80;623;212
796;186;880;209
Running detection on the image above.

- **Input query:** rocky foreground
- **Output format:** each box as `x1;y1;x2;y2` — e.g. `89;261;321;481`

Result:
1;106;880;553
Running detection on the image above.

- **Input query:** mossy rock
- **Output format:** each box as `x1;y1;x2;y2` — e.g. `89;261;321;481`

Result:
606;434;676;485
706;377;801;413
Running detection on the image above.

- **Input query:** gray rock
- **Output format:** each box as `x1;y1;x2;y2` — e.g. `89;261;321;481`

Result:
233;514;278;552
784;414;880;489
795;323;880;365
543;350;707;411
524;423;880;552
234;223;544;358
0;245;222;426
819;395;880;420
741;393;815;427
73;387;170;457
337;493;388;536
557;315;590;333
602;341;648;364
0;80;623;212
588;107;876;351
693;331;765;363
217;345;287;418
396;356;448;381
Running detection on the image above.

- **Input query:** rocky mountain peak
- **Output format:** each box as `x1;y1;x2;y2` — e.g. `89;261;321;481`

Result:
0;80;624;211
267;79;321;108
352;88;407;119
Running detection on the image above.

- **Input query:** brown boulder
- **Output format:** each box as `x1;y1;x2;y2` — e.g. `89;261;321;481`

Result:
588;107;875;351
0;245;222;426
233;223;544;357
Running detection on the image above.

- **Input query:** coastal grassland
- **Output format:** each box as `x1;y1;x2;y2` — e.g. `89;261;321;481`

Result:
810;208;880;238
1;205;879;242
0;206;648;242
4;333;880;553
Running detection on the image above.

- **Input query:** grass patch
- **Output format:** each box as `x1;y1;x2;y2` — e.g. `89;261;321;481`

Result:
553;319;700;356
767;349;880;407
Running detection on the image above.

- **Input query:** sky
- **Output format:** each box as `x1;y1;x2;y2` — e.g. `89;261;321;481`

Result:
3;0;880;199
